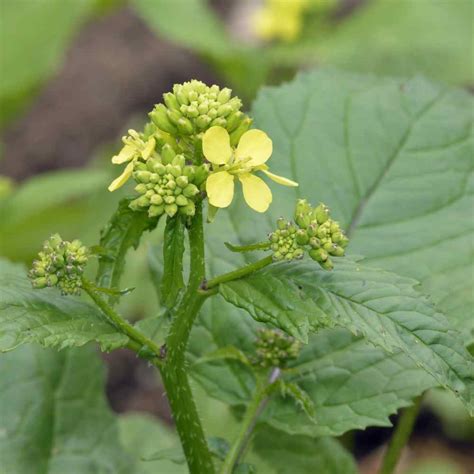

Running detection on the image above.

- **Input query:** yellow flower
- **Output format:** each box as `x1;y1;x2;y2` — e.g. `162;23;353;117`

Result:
254;0;310;42
108;130;156;192
203;126;298;213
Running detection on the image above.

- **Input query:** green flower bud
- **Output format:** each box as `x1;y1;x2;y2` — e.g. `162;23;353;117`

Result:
295;229;309;245
135;183;148;194
165;203;178;217
149;104;178;135
163;92;180;111
148;204;164;217
175;194;188;206
29;234;89;296
313;203;329;224
230;117;252;147
180;201;195;216
161;143;176;164
253;328;301;369
309;248;328;263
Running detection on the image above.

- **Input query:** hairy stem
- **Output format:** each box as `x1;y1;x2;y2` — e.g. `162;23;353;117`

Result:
379;395;423;474
160;202;215;474
220;368;281;474
82;278;162;362
204;255;273;290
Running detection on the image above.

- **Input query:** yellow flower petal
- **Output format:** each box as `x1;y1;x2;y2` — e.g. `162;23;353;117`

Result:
112;145;136;164
202;126;232;165
142;137;156;160
262;169;298;187
239;173;272;213
206;171;235;208
235;129;272;166
108;162;134;192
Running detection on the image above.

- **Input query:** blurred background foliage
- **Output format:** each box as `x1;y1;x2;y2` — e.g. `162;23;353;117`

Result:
0;0;472;472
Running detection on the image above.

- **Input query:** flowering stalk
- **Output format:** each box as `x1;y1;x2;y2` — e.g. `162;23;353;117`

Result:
159;202;216;474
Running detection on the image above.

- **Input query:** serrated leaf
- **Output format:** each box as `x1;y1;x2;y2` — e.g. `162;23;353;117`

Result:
251;425;357;474
268;380;315;422
96;198;159;304
219;259;474;413
0;259;128;352
250;69;473;341
161;216;186;307
0;344;132;473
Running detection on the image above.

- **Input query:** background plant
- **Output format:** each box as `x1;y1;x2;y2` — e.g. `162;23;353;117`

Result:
0;1;473;473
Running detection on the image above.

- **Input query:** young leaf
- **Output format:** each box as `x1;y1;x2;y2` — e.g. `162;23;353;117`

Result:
251;425;357;474
0;259;128;352
95;198;159;304
268;380;316;422
161;216;186;307
0;344;133;473
219;260;474;413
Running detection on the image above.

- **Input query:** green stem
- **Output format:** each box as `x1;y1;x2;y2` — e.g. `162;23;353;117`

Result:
220;369;280;474
160;202;215;474
379;395;423;474
224;241;271;253
205;255;273;290
82;278;162;362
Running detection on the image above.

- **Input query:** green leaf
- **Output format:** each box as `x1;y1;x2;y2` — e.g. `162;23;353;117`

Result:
219;260;474;413
0;0;96;124
96;198;159;304
0;344;132;473
317;0;473;85
250;70;473;340
132;0;234;57
268;380;315;422
161;216;186;307
118;413;187;474
0;259;128;352
250;425;357;474
0;168;111;261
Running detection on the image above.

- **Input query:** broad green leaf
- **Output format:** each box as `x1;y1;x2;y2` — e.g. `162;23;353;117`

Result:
0;259;128;352
0;344;132;473
96;198;159;304
191;319;436;437
250;425;357;474
161;215;186;307
219;260;474;413
0;168;112;261
118;414;187;474
132;0;234;57
318;0;473;85
250;70;473;340
0;0;96;124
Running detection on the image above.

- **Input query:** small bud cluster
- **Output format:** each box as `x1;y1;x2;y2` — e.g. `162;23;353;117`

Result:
268;199;349;269
149;80;251;142
254;328;301;368
129;147;208;218
28;234;88;295
294;199;349;270
269;218;304;261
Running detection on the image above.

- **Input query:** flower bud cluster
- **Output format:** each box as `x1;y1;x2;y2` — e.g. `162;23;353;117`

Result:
268;199;349;269
149;80;251;143
294;199;349;270
129;146;208;218
28;234;88;295
269;218;304;261
254;328;301;368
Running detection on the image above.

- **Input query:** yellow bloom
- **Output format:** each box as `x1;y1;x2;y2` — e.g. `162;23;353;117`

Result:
203;126;298;213
254;0;310;42
108;130;156;192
